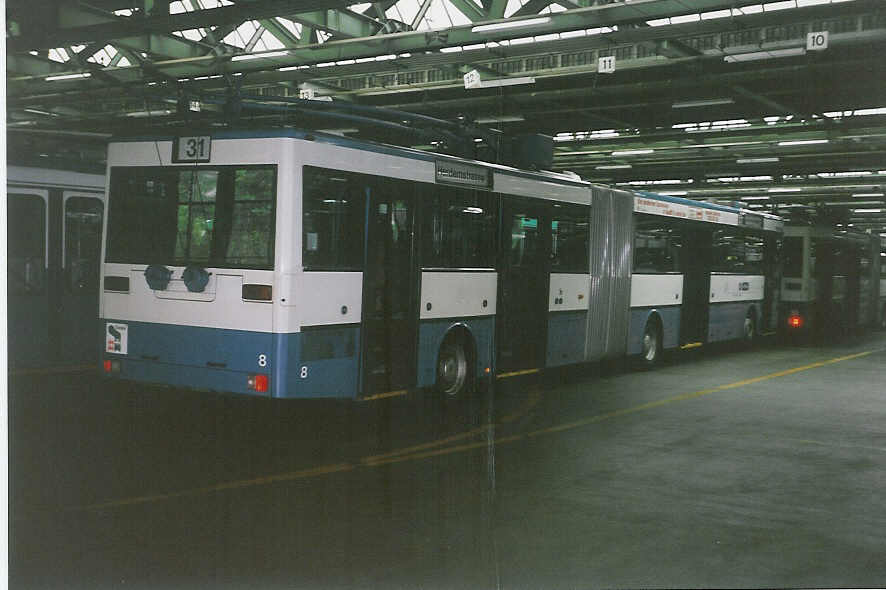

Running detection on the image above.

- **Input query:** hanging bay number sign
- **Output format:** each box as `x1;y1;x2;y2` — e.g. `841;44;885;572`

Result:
173;136;212;163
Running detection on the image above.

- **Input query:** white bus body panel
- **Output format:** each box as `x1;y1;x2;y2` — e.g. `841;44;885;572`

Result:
709;275;764;303
548;274;590;312
293;272;364;327
629;274;684;308
420;272;497;320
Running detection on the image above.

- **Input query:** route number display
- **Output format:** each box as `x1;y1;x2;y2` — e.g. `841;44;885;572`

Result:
173;136;212;163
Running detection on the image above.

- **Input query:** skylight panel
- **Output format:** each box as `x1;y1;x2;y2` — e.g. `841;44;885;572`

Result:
737;4;764;14
275;17;302;38
504;0;524;18
764;1;798;11
670;13;700;24
169;1;188;14
440;0;473;26
48;48;69;62
701;9;731;20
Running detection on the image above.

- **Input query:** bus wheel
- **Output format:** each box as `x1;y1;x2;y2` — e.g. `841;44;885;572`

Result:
640;320;662;368
437;334;469;397
743;312;756;346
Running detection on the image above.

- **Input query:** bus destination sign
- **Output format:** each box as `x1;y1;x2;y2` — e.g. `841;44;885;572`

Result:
435;161;492;190
173;136;212;163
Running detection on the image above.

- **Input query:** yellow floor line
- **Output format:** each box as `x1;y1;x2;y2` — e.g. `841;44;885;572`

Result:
359;389;408;402
527;349;875;438
362;434;525;467
361;425;493;463
72;348;877;511
496;368;540;379
77;463;354;511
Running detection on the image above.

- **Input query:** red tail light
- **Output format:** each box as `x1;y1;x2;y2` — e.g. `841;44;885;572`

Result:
247;374;269;393
788;315;803;329
103;360;112;373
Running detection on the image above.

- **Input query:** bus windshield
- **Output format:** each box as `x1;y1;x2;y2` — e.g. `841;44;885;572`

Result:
106;165;276;269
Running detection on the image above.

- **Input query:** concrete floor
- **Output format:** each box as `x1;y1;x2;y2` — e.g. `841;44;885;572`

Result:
9;332;886;589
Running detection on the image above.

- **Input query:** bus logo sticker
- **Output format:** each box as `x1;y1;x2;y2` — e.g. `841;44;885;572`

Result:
106;323;128;355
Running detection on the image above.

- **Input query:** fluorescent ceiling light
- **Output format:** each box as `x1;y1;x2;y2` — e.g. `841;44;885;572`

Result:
45;72;91;81
672;98;734;109
472;17;550;33
596;164;632;169
853;208;884;213
824;201;883;206
736;157;779;164
768;187;802;193
475;115;525;123
741;196;771;201
724;47;806;62
231;50;289;61
23;108;55;117
658;191;688;196
611;149;653;156
778;139;829;146
852;192;884;197
126;109;173;117
471;76;535;88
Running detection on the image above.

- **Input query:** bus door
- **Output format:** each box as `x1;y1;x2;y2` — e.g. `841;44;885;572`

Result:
360;181;418;397
8;192;50;369
680;226;712;346
496;198;551;373
60;194;105;365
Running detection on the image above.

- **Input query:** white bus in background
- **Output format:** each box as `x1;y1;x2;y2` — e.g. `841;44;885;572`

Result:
8;165;106;371
99;130;781;399
780;225;882;339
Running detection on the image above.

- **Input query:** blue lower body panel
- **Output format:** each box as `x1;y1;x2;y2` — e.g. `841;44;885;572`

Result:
627;306;681;355
278;325;360;399
708;301;758;343
546;311;588;367
102;319;276;396
416;317;494;389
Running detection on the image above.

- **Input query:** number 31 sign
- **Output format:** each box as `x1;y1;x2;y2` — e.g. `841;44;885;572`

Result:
173;136;212;163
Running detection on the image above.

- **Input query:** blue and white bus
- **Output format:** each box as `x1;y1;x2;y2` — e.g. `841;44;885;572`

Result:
99;129;781;399
780;225;882;339
8;165;106;371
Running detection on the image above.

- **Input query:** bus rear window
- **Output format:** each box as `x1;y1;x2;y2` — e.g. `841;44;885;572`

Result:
106;165;276;269
782;237;803;278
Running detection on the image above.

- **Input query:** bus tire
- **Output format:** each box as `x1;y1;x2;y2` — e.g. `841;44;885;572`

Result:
743;309;756;347
436;332;471;398
639;318;662;368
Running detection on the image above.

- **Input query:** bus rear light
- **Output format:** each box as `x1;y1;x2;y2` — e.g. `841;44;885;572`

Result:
788;314;803;329
247;374;269;393
242;284;272;301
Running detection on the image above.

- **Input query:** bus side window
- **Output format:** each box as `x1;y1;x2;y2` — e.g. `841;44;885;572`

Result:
8;194;46;295
551;204;590;273
64;197;104;293
422;186;496;269
302;167;366;270
633;215;680;274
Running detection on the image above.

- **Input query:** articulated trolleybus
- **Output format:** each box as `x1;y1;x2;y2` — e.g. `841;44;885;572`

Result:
100;130;781;399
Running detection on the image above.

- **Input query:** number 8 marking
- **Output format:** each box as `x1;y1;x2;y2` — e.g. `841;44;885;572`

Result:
258;354;267;367
300;366;308;378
